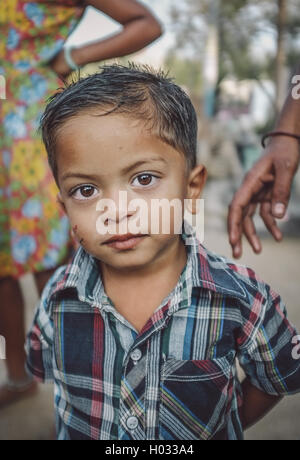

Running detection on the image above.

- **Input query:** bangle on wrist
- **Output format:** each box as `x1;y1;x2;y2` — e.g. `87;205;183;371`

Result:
262;131;300;148
64;46;81;71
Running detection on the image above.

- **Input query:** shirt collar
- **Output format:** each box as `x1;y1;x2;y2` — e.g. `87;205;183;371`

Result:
51;220;247;306
182;220;248;301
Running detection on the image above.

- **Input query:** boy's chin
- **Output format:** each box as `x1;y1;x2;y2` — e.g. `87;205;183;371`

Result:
100;259;152;274
95;249;156;272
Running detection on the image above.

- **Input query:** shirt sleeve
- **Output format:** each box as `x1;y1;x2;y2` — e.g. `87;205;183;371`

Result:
237;286;300;396
25;267;66;383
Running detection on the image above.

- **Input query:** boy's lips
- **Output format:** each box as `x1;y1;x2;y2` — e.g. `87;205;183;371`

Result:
103;233;148;244
102;233;149;250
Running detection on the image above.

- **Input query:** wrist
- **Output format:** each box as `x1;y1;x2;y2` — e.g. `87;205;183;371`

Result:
71;47;87;68
268;134;299;148
64;46;84;71
262;131;300;152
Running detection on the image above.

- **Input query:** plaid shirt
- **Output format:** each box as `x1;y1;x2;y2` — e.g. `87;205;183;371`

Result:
26;223;300;440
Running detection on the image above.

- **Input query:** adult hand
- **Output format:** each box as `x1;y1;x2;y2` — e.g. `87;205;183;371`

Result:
228;136;300;258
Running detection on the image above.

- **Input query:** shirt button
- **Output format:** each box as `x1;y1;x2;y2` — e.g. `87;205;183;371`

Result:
126;416;138;430
130;348;142;362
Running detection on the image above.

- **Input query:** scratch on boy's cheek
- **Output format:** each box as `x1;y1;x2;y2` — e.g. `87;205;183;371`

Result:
72;225;85;245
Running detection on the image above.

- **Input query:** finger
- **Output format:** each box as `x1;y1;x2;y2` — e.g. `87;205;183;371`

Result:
228;181;258;258
242;203;262;254
271;157;298;218
228;201;243;258
252;179;273;203
228;171;273;250
228;181;263;258
259;201;283;242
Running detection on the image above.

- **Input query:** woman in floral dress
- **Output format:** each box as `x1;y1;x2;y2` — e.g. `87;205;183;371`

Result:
0;0;161;407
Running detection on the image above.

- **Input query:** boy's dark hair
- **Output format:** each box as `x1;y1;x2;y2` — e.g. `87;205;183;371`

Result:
40;63;198;182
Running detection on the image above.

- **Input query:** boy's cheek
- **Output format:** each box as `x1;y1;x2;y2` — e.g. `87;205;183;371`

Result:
70;219;94;241
69;212;105;247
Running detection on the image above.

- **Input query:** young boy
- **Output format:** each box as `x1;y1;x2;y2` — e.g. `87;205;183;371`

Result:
26;64;300;441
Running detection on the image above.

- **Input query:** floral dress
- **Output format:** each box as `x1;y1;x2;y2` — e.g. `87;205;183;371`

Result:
0;0;85;278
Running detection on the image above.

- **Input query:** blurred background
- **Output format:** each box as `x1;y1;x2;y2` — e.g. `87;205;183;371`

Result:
0;0;300;440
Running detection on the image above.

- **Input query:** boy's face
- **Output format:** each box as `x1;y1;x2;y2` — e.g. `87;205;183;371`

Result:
56;111;206;272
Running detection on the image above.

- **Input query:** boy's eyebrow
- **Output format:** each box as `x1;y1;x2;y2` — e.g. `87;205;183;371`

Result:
61;172;102;182
120;157;168;175
61;157;168;182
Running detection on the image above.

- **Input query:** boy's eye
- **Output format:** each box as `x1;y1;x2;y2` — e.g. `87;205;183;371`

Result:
132;174;159;187
71;185;99;201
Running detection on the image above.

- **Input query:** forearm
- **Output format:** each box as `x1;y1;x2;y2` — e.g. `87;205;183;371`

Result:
74;0;162;67
51;0;162;77
240;378;283;430
74;17;162;66
274;63;300;134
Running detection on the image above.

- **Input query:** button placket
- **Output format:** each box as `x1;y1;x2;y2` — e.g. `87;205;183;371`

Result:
119;351;147;439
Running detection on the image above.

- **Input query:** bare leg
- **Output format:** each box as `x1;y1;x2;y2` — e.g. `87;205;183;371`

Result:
0;277;27;381
0;277;38;409
0;269;55;409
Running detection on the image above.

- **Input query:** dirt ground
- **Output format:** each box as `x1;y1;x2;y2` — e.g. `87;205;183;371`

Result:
0;227;299;440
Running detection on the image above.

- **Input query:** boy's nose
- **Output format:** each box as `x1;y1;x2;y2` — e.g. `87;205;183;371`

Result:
105;190;135;224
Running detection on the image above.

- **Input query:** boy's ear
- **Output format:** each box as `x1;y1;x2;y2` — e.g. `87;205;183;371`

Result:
186;164;207;214
187;164;207;200
56;192;66;213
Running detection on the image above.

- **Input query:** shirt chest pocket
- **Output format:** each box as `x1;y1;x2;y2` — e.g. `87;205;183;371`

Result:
159;352;235;440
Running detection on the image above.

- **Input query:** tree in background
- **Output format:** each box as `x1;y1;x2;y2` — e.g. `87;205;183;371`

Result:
167;0;300;117
164;53;203;113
